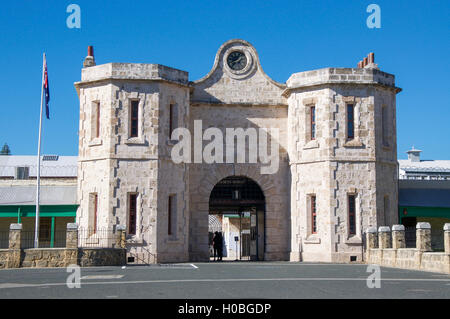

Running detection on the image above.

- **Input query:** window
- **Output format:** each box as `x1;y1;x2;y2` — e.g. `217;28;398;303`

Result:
128;193;137;235
93;193;98;233
89;193;98;234
311;195;317;234
15;166;29;180
382;106;388;146
310;106;316;140
130;100;139;138
168;194;177;237
93;101;100;139
348;194;356;235
169;103;178;139
347;104;355;140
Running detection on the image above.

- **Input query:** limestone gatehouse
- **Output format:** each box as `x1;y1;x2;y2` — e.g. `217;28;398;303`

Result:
74;39;401;264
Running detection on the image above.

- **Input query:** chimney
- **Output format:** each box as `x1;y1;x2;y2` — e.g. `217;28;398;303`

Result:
88;46;94;57
368;52;374;64
83;45;96;68
406;146;422;162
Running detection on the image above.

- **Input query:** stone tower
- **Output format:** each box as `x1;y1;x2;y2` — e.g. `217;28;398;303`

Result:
74;41;401;264
286;56;400;262
75;47;191;263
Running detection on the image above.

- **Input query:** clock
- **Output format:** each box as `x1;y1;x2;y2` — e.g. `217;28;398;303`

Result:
227;51;247;71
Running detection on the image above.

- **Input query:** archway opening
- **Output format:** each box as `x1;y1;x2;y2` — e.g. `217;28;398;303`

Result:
209;176;265;261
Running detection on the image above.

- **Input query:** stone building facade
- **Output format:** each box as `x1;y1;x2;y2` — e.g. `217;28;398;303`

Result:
74;39;401;263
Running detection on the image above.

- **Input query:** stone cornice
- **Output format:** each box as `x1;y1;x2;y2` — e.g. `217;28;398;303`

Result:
282;67;402;97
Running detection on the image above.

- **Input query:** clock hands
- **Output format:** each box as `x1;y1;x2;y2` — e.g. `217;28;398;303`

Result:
227;52;246;70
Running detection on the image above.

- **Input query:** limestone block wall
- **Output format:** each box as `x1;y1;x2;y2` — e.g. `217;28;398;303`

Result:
0;249;8;268
286;68;400;263
77;159;112;229
75;63;191;263
111;159;158;262
192;39;286;106
188;161;290;261
154;82;190;263
366;224;450;274
187;104;290;261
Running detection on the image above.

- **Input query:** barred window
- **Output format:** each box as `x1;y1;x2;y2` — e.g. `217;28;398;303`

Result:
168;194;177;237
169;104;178;139
311;195;317;234
128;193;137;235
130;100;139;138
347;104;355;140
310;106;316;140
348;195;356;235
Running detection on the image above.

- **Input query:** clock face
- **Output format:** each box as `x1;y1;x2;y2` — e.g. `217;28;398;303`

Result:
227;51;247;71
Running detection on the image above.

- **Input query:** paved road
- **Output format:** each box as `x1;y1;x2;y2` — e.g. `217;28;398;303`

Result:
0;262;449;299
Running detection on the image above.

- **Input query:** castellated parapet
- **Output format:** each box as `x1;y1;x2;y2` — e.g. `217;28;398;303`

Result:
74;39;401;263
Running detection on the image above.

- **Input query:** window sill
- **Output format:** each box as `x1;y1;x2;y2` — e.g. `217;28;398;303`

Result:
382;145;392;151
126;236;144;245
344;235;363;245
125;136;146;145
88;138;103;147
304;235;321;244
343;137;364;148
303;139;319;150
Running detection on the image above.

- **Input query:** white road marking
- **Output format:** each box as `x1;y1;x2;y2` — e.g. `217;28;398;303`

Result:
81;275;124;280
0;283;40;289
190;264;198;269
0;277;448;289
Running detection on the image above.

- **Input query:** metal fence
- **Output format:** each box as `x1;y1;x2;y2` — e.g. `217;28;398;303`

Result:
21;231;67;249
78;227;117;248
405;227;416;248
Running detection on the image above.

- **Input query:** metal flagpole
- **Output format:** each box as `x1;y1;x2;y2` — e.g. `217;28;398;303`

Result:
34;53;46;248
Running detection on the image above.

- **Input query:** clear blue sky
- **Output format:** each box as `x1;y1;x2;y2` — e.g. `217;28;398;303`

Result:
0;1;449;160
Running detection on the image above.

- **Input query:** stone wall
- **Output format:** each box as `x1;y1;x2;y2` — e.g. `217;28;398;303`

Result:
79;248;126;267
0;223;126;269
0;249;8;268
286;68;399;263
366;223;450;274
74;40;402;264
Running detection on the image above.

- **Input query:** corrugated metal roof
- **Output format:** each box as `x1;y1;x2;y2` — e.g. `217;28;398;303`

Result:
399;188;450;208
0;156;77;177
398;159;450;172
0;186;77;205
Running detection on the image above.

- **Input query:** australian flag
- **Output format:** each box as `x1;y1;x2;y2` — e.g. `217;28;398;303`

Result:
43;55;50;119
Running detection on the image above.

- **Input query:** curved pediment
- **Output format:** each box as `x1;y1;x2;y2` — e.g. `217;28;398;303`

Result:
191;39;287;106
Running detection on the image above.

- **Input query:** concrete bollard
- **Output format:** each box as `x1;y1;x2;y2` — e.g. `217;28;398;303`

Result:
8;224;22;249
366;227;378;249
444;223;450;255
378;226;391;249
392;224;406;249
416;222;431;252
66;223;78;249
116;225;127;249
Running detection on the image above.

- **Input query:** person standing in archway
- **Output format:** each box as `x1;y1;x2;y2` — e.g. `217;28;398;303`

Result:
217;232;224;261
213;231;220;261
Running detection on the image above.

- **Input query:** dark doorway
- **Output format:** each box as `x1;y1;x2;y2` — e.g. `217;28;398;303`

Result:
209;176;265;261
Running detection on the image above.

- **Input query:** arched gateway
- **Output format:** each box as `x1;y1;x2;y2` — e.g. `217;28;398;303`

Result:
209;176;265;261
75;39;400;264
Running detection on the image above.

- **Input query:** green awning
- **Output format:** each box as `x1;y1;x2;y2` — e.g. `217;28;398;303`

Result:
399;205;450;220
0;205;77;217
